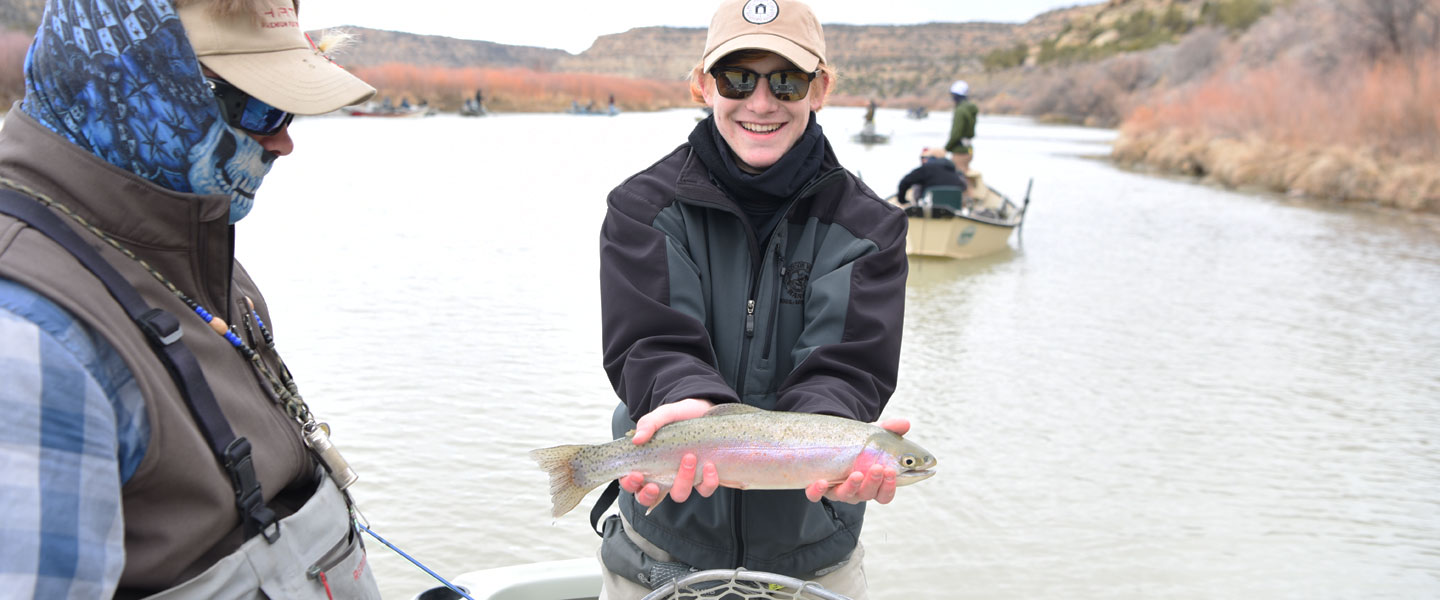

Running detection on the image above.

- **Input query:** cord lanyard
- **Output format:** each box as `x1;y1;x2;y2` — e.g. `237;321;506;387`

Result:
0;177;358;491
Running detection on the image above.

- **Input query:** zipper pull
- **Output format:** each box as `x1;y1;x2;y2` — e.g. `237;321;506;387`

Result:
745;299;756;337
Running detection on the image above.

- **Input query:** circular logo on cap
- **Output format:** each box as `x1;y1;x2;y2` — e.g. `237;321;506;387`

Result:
743;0;780;24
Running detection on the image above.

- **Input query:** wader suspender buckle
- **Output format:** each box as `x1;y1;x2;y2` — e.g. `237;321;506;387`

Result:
0;189;282;544
225;438;280;542
137;308;183;346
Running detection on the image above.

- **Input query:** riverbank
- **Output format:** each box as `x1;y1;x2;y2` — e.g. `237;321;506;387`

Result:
1109;48;1440;214
1111;130;1440;213
346;63;692;114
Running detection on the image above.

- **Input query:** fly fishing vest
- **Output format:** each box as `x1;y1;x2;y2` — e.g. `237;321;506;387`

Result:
0;110;379;598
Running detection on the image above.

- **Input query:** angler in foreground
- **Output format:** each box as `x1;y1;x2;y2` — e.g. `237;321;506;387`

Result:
593;0;911;596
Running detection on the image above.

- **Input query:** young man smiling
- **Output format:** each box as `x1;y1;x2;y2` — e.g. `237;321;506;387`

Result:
596;1;912;597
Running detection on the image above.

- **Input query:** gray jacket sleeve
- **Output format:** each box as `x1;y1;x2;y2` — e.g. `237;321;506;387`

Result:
599;186;739;422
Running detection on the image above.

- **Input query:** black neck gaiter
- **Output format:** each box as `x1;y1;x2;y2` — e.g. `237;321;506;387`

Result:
688;115;826;234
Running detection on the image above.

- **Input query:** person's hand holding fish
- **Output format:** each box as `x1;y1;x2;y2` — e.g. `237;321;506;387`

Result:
621;399;914;508
809;417;911;505
532;403;935;518
620;398;723;507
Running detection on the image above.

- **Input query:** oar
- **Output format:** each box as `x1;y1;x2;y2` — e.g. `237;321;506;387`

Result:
1017;178;1034;248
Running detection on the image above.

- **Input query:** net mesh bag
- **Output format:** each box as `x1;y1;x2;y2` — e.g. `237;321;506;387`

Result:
641;568;852;600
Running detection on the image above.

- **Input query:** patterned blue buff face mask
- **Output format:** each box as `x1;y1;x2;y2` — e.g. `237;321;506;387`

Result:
22;0;275;224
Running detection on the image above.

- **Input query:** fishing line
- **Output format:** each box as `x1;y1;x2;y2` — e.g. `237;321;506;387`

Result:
357;522;476;600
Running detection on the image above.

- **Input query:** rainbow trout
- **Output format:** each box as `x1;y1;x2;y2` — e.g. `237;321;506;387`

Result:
530;403;937;518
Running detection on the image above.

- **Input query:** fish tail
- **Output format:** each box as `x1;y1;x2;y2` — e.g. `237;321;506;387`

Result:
529;444;599;518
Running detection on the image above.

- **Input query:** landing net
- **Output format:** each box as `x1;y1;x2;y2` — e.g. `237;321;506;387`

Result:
640;568;852;600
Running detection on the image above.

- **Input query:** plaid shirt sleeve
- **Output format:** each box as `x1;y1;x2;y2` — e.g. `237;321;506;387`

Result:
0;277;148;599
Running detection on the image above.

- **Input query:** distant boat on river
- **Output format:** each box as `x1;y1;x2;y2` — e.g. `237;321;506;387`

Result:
343;102;435;118
851;131;890;144
459;98;487;117
568;101;619;116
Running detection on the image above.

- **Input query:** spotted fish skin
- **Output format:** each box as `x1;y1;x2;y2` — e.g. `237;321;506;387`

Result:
530;404;937;518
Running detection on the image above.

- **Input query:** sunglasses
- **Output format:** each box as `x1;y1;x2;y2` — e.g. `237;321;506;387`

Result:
710;66;818;102
207;78;295;136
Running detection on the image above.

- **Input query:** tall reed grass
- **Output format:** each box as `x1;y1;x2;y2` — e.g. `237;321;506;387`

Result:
1114;53;1440;211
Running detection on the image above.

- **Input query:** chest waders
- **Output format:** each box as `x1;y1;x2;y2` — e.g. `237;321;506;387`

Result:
0;190;380;599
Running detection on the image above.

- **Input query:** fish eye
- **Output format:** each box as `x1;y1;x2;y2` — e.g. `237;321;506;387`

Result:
901;455;917;468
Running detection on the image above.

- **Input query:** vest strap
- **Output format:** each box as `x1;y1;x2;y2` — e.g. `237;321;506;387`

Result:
590;479;621;536
0;189;280;543
225;438;281;542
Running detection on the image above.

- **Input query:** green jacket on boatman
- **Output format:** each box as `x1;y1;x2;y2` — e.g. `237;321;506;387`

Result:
946;79;979;173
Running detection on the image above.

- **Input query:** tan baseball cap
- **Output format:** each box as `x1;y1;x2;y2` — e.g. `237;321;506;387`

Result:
701;0;826;73
180;0;375;115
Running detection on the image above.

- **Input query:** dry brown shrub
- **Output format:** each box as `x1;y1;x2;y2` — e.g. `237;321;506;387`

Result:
349;63;690;112
1021;63;1135;126
1103;54;1156;93
1143;129;1210;175
1281;149;1327;196
1118;51;1438;153
1374;164;1440;211
1344;54;1440;157
1207;136;1274;188
1333;0;1440;61
1149;27;1228;86
985;91;1026;115
1105;0;1439;211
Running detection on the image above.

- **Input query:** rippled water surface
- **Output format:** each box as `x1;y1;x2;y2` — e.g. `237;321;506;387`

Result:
242;108;1440;599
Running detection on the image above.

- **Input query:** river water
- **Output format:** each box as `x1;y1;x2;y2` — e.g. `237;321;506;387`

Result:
241;107;1440;599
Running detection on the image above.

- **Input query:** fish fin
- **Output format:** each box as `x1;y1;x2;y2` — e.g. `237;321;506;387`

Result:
529;445;600;518
704;403;763;417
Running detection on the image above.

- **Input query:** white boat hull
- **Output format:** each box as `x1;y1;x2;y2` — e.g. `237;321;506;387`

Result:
413;558;599;600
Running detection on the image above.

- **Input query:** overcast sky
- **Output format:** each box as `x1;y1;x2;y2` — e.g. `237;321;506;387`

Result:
301;1;1094;54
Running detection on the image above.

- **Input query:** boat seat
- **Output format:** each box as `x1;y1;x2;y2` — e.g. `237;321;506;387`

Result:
925;186;967;212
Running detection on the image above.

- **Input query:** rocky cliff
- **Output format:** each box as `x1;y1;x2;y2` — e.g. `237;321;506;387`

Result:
332;4;1100;99
0;0;1125;102
335;28;569;72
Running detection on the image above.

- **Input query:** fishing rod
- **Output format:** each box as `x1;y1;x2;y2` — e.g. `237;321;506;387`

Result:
1017;177;1034;248
356;522;476;600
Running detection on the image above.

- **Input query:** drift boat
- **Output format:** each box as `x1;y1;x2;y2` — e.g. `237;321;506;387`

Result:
888;173;1031;259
